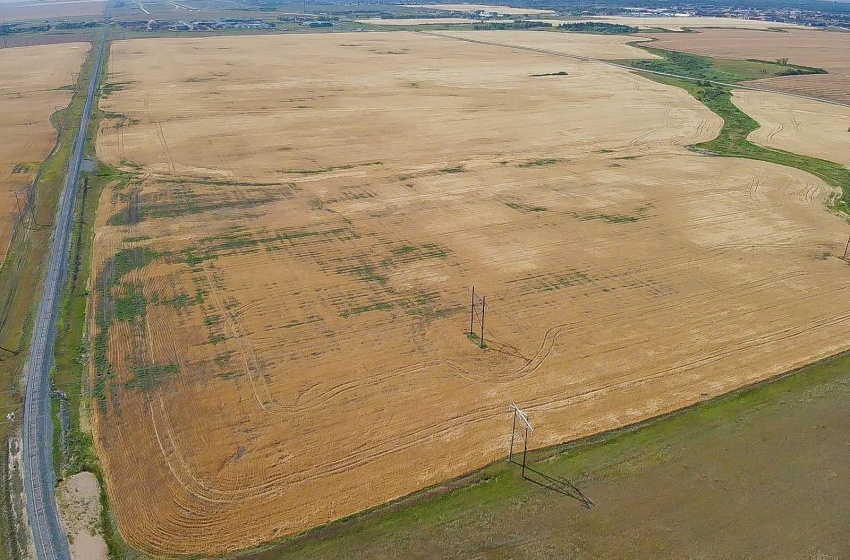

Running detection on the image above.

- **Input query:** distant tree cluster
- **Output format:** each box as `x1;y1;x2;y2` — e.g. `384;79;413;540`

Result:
0;21;97;35
53;21;101;30
473;20;552;30
0;23;50;35
557;22;638;34
778;66;827;76
746;58;829;76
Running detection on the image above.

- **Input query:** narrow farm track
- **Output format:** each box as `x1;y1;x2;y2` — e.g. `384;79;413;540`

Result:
22;29;106;560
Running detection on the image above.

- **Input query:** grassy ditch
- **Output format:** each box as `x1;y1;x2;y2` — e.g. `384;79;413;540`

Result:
621;48;850;211
48;36;142;559
624;45;826;83
0;33;107;560
0;38;97;437
52;162;140;560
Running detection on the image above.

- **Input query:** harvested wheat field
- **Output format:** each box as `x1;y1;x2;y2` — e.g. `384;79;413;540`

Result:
539;16;802;31
733;90;850;168
430;29;658;59
357;17;472;26
0;0;105;22
410;3;554;15
0;42;86;266
92;32;850;556
646;28;850;105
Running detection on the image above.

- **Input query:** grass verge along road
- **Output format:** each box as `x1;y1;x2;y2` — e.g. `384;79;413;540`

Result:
22;27;105;560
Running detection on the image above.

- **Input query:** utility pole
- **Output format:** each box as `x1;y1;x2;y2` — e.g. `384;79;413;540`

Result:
508;408;516;462
521;426;528;478
469;286;475;335
509;404;533;477
480;295;486;348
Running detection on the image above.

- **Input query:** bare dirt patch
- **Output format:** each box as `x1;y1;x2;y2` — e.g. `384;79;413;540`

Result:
644;28;850;104
0;42;87;267
93;32;850;557
56;471;107;560
732;90;850;168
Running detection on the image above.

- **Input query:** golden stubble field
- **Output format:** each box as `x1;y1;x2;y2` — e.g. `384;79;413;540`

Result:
0;42;87;267
357;17;474;26
93;32;850;556
430;29;659;59
646;28;850;104
732;90;850;168
0;0;105;22
538;16;803;31
410;3;554;15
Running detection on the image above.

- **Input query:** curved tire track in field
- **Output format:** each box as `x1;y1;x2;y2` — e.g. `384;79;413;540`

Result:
144;260;828;509
147;293;850;512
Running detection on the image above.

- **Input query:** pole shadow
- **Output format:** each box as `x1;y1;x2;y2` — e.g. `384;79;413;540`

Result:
519;464;595;509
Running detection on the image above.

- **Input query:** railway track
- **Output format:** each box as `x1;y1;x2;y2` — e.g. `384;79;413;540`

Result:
21;27;106;560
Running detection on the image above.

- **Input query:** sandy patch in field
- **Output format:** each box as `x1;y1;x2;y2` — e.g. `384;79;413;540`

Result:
429;29;658;59
409;3;553;15
56;472;108;560
732;90;850;168
0;0;104;21
93;32;850;556
645;28;850;105
0;42;87;266
357;17;472;25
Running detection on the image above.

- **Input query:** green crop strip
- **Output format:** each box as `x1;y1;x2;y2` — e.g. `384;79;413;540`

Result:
516;158;563;168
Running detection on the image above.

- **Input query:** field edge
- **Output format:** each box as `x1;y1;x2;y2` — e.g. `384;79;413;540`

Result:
226;345;850;560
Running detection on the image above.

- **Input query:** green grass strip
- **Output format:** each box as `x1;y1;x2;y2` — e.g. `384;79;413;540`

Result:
625;45;826;83
622;48;850;212
660;77;849;212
